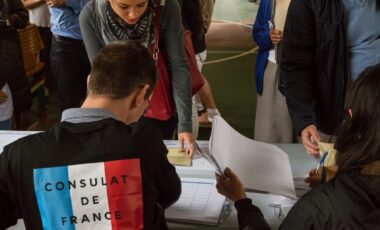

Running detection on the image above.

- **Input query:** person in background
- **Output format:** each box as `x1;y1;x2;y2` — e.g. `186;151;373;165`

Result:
179;0;220;139
280;0;380;155
0;41;181;229
22;0;52;90
80;0;194;155
48;0;91;111
0;0;32;130
252;0;293;143
195;0;221;124
0;84;13;130
216;63;380;229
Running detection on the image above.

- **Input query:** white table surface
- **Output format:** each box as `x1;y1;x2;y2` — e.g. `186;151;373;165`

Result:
1;132;316;230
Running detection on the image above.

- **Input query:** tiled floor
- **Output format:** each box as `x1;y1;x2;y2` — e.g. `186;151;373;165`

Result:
200;0;259;138
213;0;258;23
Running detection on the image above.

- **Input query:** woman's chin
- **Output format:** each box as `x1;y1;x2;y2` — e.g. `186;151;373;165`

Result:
124;19;139;25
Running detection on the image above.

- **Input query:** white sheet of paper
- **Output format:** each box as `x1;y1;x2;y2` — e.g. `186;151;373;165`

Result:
210;116;296;199
166;178;225;225
0;131;40;153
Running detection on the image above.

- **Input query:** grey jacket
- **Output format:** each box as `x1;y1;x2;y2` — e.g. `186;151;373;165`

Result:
79;0;192;133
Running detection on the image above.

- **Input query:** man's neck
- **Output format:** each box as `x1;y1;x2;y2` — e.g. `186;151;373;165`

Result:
81;96;131;124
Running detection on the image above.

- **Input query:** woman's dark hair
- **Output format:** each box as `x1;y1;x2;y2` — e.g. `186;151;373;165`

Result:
180;0;204;40
89;40;156;99
335;63;380;172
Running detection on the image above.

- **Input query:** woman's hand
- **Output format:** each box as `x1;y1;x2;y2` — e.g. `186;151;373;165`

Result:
178;132;194;158
304;168;322;188
46;0;66;7
216;167;247;202
270;29;283;45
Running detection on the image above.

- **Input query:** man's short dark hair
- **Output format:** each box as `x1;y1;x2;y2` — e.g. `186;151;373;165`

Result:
88;41;156;99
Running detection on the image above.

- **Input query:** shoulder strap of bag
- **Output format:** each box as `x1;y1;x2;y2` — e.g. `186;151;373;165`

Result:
153;0;166;63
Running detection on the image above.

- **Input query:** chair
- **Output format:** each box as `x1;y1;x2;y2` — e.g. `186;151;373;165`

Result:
17;24;49;128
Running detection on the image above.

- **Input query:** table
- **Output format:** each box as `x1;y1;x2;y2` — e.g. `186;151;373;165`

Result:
0;132;317;230
167;141;317;229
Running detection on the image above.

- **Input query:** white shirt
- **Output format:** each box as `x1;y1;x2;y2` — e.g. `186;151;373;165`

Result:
28;2;51;27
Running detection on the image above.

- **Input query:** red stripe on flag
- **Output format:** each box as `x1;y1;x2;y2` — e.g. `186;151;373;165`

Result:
104;159;143;230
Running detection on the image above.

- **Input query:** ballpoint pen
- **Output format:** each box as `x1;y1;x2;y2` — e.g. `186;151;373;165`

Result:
316;151;328;172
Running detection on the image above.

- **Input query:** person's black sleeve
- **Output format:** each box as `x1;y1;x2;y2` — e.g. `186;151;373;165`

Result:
279;0;317;135
148;131;181;208
234;198;271;230
0;146;20;229
279;194;316;230
154;144;181;208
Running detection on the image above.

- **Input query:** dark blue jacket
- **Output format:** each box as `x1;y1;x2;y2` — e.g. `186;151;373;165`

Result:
252;0;272;95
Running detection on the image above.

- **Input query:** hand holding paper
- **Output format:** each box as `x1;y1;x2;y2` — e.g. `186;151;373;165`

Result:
210;116;297;199
215;167;247;202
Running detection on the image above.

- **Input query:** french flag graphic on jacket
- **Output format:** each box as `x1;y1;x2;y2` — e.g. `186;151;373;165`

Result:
33;159;143;230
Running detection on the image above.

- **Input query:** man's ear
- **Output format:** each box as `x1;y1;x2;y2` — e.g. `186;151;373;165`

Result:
87;75;91;87
132;84;149;108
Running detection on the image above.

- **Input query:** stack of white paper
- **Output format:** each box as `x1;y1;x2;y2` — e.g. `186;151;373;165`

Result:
166;178;226;225
210;117;297;199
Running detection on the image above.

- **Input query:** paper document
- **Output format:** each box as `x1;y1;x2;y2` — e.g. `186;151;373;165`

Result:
166;178;226;225
210;117;297;199
195;142;224;176
0;131;39;153
268;194;296;218
293;177;310;198
167;148;192;166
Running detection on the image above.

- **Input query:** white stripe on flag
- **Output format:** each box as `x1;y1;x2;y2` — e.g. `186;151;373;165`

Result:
68;162;112;230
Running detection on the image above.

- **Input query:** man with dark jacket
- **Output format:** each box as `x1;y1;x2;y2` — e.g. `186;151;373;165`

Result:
0;0;32;129
280;0;380;155
0;41;181;230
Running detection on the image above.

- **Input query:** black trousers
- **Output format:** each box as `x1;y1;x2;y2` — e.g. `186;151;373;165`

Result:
50;35;90;111
37;27;53;89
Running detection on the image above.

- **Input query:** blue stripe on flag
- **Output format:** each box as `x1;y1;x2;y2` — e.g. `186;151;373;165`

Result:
34;166;75;230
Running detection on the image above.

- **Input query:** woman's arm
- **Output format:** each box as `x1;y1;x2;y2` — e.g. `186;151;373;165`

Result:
22;0;45;9
79;2;105;64
252;0;272;51
160;0;192;134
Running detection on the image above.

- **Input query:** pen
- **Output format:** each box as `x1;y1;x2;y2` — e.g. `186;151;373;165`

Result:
316;151;328;171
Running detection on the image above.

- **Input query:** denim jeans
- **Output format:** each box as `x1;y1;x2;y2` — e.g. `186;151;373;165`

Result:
0;118;12;130
50;35;90;111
